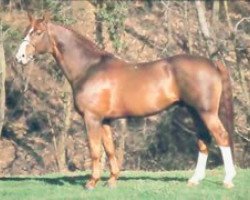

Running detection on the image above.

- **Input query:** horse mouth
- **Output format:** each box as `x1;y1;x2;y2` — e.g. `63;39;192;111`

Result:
16;56;34;65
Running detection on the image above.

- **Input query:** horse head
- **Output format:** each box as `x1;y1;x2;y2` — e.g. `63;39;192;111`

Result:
16;12;52;65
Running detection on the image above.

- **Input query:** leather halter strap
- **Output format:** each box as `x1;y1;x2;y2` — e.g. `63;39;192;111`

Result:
22;39;36;53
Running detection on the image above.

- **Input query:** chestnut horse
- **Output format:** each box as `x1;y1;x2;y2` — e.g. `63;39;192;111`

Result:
16;14;236;189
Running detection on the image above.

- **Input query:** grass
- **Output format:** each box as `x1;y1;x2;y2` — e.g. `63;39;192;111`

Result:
0;168;249;200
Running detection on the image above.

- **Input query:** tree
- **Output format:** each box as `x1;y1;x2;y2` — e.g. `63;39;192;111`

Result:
212;0;220;25
0;22;6;137
55;80;72;172
195;1;217;57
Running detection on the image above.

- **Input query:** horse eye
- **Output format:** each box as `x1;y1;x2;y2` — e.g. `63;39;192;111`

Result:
35;31;43;36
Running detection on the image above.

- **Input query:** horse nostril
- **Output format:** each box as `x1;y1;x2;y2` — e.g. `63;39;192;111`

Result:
22;54;25;58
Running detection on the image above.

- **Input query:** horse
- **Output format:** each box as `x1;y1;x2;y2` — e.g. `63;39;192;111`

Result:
16;13;236;189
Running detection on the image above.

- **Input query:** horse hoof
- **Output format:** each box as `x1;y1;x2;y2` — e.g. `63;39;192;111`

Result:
187;180;199;187
85;184;95;190
85;185;95;190
107;181;117;189
85;180;96;190
223;182;234;189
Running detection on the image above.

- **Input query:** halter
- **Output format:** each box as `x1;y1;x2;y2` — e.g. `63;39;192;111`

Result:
22;39;36;53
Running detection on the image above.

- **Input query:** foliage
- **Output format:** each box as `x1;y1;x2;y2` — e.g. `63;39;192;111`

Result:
1;22;22;59
97;1;128;51
38;0;76;25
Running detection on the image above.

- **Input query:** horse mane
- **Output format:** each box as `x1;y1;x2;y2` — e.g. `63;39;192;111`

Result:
55;22;109;56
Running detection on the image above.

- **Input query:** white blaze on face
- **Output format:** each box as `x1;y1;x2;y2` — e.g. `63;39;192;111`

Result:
16;28;34;65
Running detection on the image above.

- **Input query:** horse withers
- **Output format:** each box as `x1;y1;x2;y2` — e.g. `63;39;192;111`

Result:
15;13;236;189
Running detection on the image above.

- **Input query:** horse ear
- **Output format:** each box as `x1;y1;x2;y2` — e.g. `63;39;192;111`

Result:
42;12;51;23
27;12;33;23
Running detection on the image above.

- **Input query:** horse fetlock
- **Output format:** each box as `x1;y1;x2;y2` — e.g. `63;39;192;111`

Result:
85;181;96;190
187;179;200;187
111;167;120;176
223;181;234;189
188;173;205;185
92;170;102;181
85;178;99;190
223;168;236;189
196;173;205;181
224;169;236;183
107;177;117;189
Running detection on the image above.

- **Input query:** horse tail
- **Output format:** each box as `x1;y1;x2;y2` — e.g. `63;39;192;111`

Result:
215;60;234;158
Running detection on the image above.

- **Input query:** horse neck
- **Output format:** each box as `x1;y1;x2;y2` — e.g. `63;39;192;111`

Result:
48;23;104;85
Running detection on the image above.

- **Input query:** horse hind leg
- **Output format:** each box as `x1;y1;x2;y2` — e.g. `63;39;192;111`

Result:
102;123;120;188
188;108;211;186
188;139;209;186
201;112;236;188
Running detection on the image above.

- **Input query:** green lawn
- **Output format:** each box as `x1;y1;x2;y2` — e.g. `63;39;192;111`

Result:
0;169;249;200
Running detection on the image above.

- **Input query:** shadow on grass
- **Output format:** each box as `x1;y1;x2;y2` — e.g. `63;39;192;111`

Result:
0;175;89;186
0;174;189;186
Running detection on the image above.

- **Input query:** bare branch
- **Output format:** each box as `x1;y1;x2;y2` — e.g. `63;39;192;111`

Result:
195;1;211;39
235;127;250;142
234;17;250;32
173;120;196;135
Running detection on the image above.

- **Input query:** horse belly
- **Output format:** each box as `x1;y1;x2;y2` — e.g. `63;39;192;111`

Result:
124;94;173;116
117;78;179;117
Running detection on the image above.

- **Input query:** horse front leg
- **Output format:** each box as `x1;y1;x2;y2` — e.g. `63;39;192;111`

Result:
84;112;103;190
102;124;120;188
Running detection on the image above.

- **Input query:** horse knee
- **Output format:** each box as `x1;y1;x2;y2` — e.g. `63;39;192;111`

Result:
90;150;101;161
